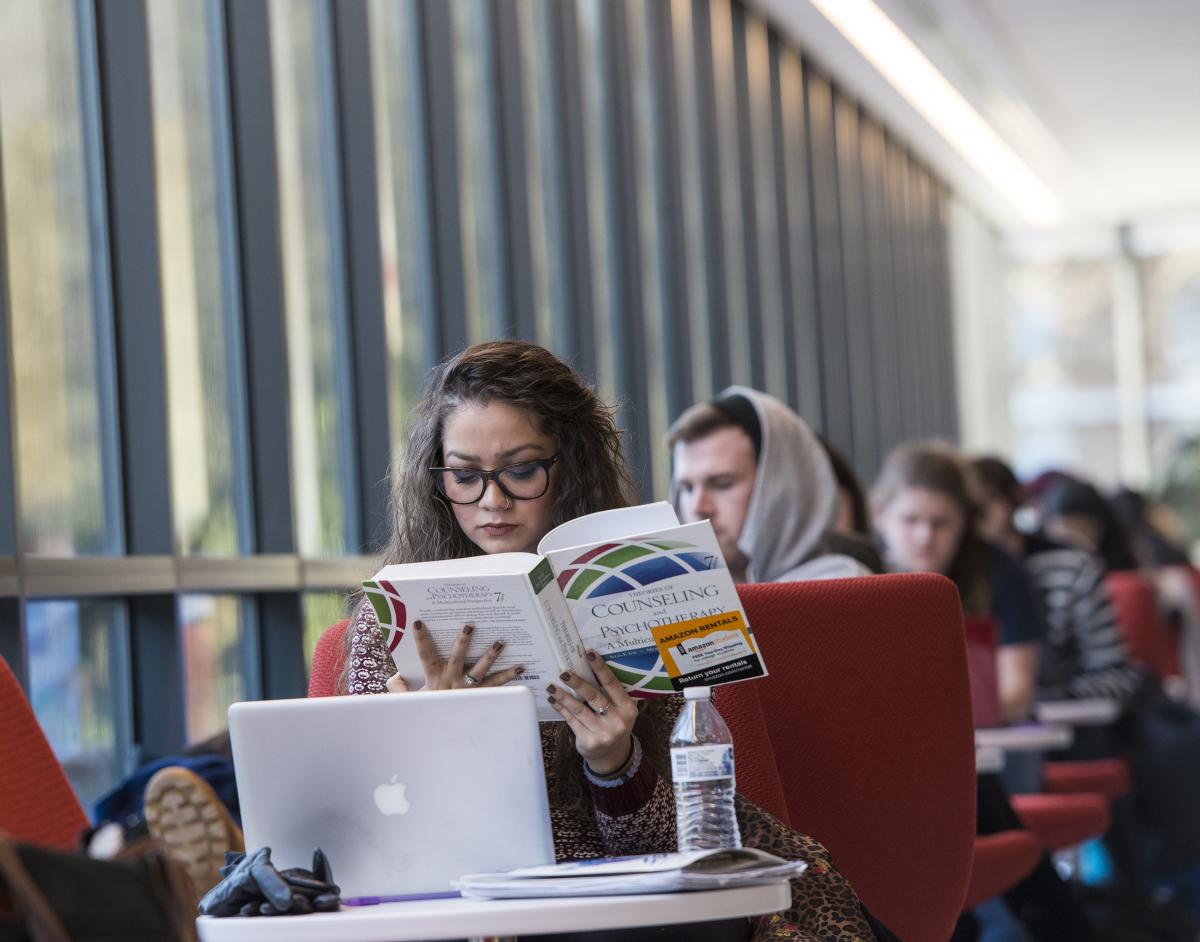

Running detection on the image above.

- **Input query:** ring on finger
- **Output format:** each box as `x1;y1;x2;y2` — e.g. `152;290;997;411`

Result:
589;699;610;717
463;672;481;687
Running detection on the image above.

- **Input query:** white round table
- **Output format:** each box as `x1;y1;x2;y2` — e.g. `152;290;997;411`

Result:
1035;698;1121;726
196;883;792;942
975;723;1073;752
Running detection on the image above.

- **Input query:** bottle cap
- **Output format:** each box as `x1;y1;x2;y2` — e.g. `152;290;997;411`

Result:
683;686;712;700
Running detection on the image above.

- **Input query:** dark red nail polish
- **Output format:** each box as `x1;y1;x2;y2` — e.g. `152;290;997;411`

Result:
514;665;525;675
463;624;474;635
559;671;571;682
585;651;597;661
546;683;557;694
414;621;424;631
547;696;556;704
493;640;503;651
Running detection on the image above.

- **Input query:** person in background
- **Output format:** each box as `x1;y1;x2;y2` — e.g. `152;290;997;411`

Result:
90;730;243;903
974;459;1200;928
1041;480;1140;574
1110;488;1191;570
344;341;897;942
872;442;1097;942
1110;486;1200;707
669;388;872;584
817;435;886;574
971;456;1142;705
872;443;1043;723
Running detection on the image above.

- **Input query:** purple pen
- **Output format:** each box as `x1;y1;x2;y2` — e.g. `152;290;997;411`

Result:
341;891;462;906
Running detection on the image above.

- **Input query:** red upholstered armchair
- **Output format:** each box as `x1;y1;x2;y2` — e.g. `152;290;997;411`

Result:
308;620;350;697
731;574;977;942
714;677;791;826
1107;570;1180;680
0;656;89;850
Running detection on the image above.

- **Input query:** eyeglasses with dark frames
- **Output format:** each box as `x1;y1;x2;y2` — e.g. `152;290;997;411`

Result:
429;454;560;505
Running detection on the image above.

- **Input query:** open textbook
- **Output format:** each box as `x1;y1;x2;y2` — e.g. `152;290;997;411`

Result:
363;502;767;720
455;848;807;898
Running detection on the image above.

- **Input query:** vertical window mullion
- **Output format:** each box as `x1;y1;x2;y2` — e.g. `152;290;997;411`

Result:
778;48;822;425
226;0;305;701
94;0;180;760
419;0;468;357
552;0;597;385
0;130;23;686
805;67;850;446
835;96;877;475
730;2;763;389
690;0;730;391
745;16;787;403
493;0;536;342
332;0;391;553
646;0;694;424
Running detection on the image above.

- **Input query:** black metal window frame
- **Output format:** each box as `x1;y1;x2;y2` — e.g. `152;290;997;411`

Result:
0;0;961;774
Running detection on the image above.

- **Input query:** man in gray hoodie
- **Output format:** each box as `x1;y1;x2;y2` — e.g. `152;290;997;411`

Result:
669;386;871;583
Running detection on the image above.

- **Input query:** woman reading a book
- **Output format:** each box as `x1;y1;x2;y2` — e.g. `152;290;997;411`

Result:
343;340;895;942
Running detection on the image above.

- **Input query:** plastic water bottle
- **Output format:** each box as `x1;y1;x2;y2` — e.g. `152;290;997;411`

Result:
670;686;741;851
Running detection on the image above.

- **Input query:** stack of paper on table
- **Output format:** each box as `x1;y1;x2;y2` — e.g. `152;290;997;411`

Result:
455;848;807;899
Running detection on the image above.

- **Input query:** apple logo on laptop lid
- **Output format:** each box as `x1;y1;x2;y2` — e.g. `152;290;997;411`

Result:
374;775;412;816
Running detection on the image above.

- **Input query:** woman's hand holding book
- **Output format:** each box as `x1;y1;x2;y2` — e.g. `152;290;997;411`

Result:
547;653;637;775
384;621;526;692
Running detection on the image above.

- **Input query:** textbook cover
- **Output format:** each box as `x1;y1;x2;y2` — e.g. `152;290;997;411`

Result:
363;502;767;721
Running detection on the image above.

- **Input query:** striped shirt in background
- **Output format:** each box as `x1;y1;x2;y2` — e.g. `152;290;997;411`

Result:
1026;546;1143;702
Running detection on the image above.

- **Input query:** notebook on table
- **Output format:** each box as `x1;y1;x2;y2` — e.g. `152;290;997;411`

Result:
228;686;555;898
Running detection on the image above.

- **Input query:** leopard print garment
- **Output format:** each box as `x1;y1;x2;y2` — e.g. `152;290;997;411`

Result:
347;606;880;941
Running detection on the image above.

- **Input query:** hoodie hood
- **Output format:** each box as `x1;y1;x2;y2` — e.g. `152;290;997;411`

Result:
717;387;843;583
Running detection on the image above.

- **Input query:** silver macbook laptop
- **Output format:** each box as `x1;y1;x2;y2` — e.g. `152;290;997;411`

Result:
228;686;555;898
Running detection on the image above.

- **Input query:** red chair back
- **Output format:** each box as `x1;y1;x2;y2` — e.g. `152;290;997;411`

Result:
714;680;790;826
308;620;350;697
1106;571;1177;679
735;574;976;942
964;616;1001;729
0;657;89;850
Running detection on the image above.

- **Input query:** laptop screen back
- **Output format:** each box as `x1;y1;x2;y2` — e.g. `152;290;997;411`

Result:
229;686;555;897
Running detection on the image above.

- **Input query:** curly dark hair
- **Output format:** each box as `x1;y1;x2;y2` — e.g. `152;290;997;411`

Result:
378;340;639;567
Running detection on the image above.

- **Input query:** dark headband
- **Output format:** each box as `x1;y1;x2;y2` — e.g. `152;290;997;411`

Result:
711;393;762;461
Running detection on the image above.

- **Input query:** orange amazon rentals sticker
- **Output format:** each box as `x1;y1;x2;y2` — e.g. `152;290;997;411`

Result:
650;610;758;680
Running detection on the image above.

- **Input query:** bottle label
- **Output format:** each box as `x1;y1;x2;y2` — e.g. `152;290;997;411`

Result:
671;744;734;782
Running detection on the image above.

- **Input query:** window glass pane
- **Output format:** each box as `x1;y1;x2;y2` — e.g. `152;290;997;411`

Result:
1141;251;1200;393
516;0;571;354
369;0;433;450
1005;256;1120;482
148;0;252;556
452;0;508;343
181;594;253;743
1140;250;1200;556
0;0;122;556
302;591;348;671
27;599;130;810
269;0;359;556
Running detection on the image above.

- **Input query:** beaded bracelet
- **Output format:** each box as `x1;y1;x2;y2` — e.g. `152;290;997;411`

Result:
583;735;642;787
